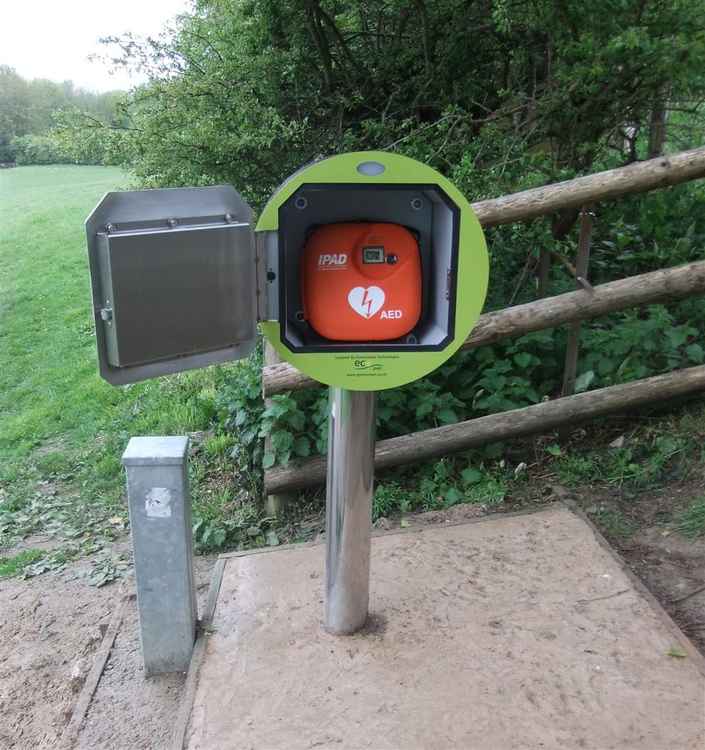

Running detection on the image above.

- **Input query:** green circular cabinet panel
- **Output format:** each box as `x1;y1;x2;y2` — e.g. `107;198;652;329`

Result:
258;151;488;391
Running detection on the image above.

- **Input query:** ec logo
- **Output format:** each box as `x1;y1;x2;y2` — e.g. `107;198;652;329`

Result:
353;359;383;372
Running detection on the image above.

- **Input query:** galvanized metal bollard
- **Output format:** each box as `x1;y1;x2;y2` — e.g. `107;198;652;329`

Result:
324;388;376;634
122;436;197;675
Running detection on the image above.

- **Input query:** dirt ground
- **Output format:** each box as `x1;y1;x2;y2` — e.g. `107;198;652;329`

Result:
74;555;216;750
0;552;216;750
606;481;705;653
1;490;704;749
0;561;116;749
536;478;705;655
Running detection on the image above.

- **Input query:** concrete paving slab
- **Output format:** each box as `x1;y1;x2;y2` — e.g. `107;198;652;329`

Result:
185;505;705;750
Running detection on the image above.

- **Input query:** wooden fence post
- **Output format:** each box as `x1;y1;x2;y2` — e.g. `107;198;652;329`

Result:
537;249;552;298
263;341;295;516
561;207;595;399
559;207;594;440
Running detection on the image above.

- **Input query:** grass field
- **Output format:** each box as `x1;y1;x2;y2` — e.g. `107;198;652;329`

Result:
0;166;225;577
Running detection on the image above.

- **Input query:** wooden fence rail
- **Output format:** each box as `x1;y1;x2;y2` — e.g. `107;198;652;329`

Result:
471;146;705;227
261;146;705;495
265;364;705;494
263;259;705;396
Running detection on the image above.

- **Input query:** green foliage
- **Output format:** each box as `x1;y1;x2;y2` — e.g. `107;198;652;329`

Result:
216;331;561;473
580;305;702;387
10;123;132;166
554;434;687;489
50;107;134;166
556;454;599;485
372;482;411;520
11;134;70;165
370;457;507;520
215;295;705;476
420;460;507;510
187;346;300;551
99;0;705;201
593;509;636;539
0;65;127;164
215;345;266;474
191;491;265;551
578;181;705;282
469;339;547;413
260;395;310;467
217;174;705;474
677;497;705;538
0;549;44;578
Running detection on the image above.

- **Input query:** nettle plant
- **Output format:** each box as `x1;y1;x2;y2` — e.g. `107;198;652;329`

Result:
259;393;328;469
219;298;705;475
580;305;704;388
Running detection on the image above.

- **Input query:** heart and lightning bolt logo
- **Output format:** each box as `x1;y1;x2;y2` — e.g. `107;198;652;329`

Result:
347;286;385;319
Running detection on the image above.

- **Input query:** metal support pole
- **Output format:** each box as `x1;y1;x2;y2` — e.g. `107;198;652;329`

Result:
122;436;197;675
324;388;376;634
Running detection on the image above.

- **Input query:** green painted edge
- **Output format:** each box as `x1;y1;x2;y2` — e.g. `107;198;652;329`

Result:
258;151;488;391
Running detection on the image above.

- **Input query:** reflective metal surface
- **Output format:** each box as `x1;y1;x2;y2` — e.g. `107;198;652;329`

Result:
97;223;254;369
122;436;196;675
85;185;257;385
324;388;376;634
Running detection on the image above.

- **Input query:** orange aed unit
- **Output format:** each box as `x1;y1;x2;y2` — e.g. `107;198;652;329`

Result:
302;222;422;342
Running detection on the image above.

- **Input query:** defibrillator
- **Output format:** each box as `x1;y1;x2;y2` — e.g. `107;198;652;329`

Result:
85;153;485;387
302;222;422;342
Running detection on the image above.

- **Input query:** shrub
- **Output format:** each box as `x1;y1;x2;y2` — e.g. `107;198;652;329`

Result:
0;136;16;163
11;134;70;165
11;125;132;166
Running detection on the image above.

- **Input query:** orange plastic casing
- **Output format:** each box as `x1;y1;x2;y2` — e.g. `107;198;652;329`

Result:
302;222;422;342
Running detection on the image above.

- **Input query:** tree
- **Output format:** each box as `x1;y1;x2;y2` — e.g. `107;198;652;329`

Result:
0;66;30;160
0;66;128;163
97;0;704;207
